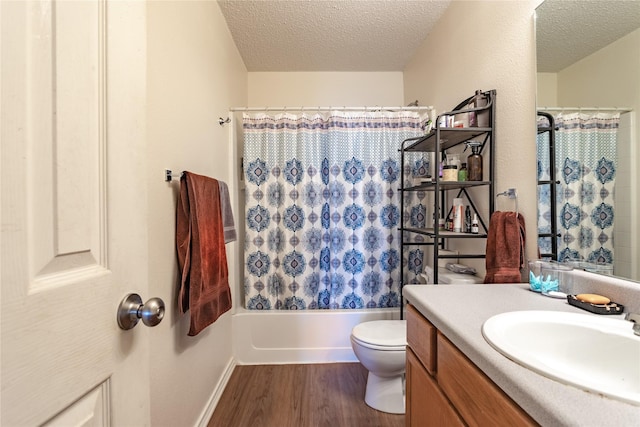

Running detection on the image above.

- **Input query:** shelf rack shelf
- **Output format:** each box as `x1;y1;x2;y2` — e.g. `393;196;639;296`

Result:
399;90;496;318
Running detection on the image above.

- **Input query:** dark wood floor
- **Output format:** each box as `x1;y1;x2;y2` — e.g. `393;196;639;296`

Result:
208;363;405;427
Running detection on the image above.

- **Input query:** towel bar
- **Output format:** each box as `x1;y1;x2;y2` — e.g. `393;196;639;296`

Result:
165;169;184;182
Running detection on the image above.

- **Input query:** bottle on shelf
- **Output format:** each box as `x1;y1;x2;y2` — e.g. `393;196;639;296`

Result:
469;89;489;127
444;218;453;231
458;163;468;181
453;198;464;232
471;214;479;234
468;94;477;127
466;141;483;181
465;206;472;233
442;165;458;181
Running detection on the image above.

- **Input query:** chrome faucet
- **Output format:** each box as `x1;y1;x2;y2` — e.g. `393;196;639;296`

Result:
625;313;640;336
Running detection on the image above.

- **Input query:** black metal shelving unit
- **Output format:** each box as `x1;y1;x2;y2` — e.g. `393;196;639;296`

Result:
536;111;559;260
399;90;496;318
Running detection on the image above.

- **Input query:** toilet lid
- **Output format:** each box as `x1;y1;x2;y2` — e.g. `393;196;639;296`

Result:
438;267;483;284
351;320;407;347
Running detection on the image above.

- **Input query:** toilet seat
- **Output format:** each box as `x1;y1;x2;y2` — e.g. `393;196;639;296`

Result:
351;320;406;351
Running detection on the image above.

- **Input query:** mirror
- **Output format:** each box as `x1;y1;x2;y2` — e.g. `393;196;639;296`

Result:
535;0;640;282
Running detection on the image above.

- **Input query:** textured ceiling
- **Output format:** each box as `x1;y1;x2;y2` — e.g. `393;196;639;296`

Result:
217;0;452;71
218;0;640;73
536;0;640;72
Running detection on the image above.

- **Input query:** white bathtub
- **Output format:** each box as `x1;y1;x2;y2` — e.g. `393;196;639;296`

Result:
232;307;401;365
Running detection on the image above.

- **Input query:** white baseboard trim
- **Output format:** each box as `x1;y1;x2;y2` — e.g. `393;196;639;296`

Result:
195;356;237;427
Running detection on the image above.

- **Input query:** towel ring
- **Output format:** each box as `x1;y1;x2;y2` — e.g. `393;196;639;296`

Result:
497;188;518;217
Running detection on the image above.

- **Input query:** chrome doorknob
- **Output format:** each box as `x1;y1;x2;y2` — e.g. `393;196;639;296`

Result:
117;293;165;330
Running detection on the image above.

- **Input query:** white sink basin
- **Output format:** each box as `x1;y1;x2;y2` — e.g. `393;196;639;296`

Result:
482;310;640;405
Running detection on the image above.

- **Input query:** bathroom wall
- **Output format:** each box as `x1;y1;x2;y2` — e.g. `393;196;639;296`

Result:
248;71;404;107
146;1;247;426
536;73;557;106
556;29;639;109
403;0;540;274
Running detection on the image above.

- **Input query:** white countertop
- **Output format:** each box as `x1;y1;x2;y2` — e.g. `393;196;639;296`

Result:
403;284;640;427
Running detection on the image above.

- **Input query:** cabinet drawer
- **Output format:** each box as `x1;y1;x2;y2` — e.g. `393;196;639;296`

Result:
437;332;538;427
406;304;436;375
406;347;465;427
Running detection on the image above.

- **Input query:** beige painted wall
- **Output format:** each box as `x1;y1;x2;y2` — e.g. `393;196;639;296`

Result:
536;72;557;106
146;1;247;426
403;0;540;274
247;71;404;107
538;28;640;280
557;29;639;109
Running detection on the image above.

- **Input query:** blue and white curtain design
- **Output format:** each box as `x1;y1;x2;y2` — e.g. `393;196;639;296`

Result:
402;153;433;283
537;112;619;264
243;111;428;310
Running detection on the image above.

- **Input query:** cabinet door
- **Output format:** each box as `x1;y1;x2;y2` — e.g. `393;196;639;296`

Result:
407;304;437;374
406;348;465;427
437;333;537;427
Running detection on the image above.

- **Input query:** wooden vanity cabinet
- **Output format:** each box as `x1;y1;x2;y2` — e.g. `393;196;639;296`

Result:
405;304;538;427
406;347;465;427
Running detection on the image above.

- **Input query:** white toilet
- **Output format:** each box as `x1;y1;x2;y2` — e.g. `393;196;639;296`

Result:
350;319;407;414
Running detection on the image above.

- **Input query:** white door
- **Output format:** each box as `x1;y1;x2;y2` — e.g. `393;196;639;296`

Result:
1;1;151;425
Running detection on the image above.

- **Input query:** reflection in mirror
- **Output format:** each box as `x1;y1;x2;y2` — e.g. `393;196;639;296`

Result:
535;0;640;282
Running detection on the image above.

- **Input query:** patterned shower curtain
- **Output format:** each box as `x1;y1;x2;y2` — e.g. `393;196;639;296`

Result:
243;111;428;310
537;112;619;264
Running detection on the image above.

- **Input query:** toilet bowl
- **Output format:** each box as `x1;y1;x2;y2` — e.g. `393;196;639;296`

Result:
350;320;407;414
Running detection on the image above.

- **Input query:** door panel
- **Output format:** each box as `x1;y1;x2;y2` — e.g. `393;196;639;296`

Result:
1;1;149;425
29;2;104;278
42;381;111;427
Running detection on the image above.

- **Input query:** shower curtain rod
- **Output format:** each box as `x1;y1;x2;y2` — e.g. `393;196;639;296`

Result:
229;105;435;112
538;106;632;113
